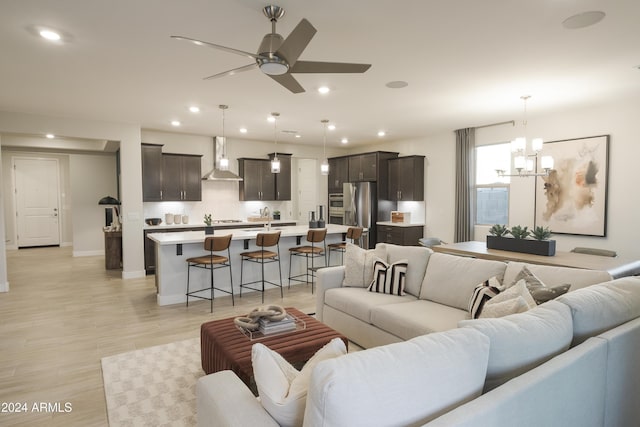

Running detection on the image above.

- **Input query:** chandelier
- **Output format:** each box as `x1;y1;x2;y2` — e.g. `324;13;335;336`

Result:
496;96;554;178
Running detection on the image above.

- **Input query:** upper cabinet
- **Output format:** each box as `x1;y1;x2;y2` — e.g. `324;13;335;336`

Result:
348;153;378;182
141;144;202;202
388;156;425;201
238;155;292;201
162;154;202;201
328;157;349;193
142;144;163;201
238;158;276;201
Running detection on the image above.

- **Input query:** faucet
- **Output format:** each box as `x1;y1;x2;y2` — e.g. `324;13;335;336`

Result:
260;206;271;230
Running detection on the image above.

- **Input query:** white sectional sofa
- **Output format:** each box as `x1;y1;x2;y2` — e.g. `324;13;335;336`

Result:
197;243;640;427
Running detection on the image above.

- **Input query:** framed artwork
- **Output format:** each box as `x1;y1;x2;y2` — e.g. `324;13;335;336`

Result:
534;135;609;237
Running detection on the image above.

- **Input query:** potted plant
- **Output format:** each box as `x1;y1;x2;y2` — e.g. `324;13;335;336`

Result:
273;210;281;220
486;224;556;256
204;214;214;235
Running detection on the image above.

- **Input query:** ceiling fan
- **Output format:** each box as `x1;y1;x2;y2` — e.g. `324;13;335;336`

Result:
171;5;371;94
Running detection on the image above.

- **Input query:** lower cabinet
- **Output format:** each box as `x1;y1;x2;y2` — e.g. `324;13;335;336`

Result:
377;225;424;246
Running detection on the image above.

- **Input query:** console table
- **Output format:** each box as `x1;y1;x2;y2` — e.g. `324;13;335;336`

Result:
432;241;640;279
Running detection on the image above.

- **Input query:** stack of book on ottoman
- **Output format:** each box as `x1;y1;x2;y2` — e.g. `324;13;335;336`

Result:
259;314;296;335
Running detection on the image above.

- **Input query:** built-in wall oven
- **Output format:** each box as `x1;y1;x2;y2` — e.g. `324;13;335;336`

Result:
328;193;345;225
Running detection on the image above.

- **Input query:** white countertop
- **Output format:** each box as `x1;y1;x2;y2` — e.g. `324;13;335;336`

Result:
147;224;357;245
144;219;298;230
377;221;425;227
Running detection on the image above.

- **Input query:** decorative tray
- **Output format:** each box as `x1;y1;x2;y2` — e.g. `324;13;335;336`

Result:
237;313;306;341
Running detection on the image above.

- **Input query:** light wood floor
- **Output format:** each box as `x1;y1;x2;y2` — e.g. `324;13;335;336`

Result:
0;246;316;426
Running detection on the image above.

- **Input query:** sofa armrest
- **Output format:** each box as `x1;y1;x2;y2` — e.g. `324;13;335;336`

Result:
316;266;346;321
197;370;279;427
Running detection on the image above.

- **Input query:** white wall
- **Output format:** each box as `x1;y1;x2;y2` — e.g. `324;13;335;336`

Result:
69;154;118;255
0;139;8;291
362;95;640;260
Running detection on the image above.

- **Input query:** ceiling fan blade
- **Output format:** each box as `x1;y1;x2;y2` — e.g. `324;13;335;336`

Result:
290;60;372;74
275;18;317;66
268;74;305;93
203;63;257;80
171;35;263;60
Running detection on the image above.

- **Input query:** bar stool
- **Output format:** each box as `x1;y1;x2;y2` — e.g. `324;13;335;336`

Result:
327;227;364;265
239;231;283;303
288;228;327;293
186;234;234;312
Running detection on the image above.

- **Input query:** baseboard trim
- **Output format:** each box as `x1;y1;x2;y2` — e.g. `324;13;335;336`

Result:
73;250;104;257
60;242;73;247
122;270;146;280
0;282;9;292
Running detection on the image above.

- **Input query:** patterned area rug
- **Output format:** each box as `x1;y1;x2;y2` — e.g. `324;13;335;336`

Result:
101;338;203;427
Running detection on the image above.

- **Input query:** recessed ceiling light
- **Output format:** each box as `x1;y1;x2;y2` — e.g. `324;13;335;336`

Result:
171;120;181;127
189;106;200;113
295;134;301;138
562;11;606;29
318;86;330;94
385;81;408;89
377;131;386;137
328;124;336;131
239;127;248;133
341;138;349;144
45;133;55;139
267;116;276;123
39;29;61;41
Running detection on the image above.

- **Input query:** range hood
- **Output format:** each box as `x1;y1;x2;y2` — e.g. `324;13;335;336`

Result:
202;137;243;181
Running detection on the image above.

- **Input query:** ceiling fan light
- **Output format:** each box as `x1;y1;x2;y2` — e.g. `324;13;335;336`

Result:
259;61;289;76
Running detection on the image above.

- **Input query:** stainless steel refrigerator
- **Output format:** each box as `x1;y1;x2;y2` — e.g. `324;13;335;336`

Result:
344;182;377;248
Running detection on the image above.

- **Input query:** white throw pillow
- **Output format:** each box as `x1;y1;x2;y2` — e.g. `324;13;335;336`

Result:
479;279;536;319
342;243;387;287
251;338;347;427
367;258;408;295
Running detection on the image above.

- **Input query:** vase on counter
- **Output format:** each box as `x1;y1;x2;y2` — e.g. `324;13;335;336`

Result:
205;226;214;235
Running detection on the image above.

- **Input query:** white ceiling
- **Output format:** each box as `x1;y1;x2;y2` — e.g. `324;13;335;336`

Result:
1;0;638;147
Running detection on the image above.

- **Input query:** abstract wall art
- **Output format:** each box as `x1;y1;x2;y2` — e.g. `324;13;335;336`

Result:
535;135;609;236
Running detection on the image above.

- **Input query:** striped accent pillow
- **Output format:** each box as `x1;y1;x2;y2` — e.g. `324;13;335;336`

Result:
367;259;408;296
468;276;502;319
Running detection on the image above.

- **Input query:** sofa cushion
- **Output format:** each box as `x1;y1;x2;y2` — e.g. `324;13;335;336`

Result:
503;261;612;291
556;276;640;346
303;328;490;427
383;243;432;297
252;338;347;427
367;258;408;295
459;300;573;391
324;287;416;324
342;243;387;288
420;253;507;310
370;300;469;340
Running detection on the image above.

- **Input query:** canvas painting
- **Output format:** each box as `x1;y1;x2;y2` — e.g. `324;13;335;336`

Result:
535;135;609;236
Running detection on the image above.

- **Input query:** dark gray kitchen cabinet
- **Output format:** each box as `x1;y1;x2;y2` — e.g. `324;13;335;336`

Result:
162;154;202;201
348;153;378;182
142;143;163;202
377;224;424;246
388;156;425;201
328;157;349;193
238;158;276;201
269;153;292;201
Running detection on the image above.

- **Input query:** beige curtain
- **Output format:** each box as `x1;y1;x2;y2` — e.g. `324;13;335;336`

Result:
454;128;475;242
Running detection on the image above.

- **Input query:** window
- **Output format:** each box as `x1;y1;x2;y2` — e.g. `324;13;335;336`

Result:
475;143;510;225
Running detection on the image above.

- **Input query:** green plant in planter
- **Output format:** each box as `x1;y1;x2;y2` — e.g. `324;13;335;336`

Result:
509;225;530;239
273;210;281;217
489;224;509;237
532;226;552;241
204;214;212;226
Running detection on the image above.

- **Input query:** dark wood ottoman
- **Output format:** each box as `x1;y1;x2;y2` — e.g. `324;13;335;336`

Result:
200;307;348;387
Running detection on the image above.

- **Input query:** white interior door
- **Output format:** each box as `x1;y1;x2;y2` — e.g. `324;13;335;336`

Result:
14;157;61;247
295;158;318;221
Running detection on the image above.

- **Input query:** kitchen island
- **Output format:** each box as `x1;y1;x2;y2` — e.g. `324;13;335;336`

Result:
148;224;357;306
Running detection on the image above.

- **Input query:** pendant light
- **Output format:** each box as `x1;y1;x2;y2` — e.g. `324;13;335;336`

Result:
271;112;281;173
320;119;330;175
218;105;229;171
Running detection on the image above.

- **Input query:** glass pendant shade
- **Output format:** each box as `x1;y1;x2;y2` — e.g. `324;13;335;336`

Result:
219;156;229;171
271;156;281;173
541;155;554;170
320;159;330;175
